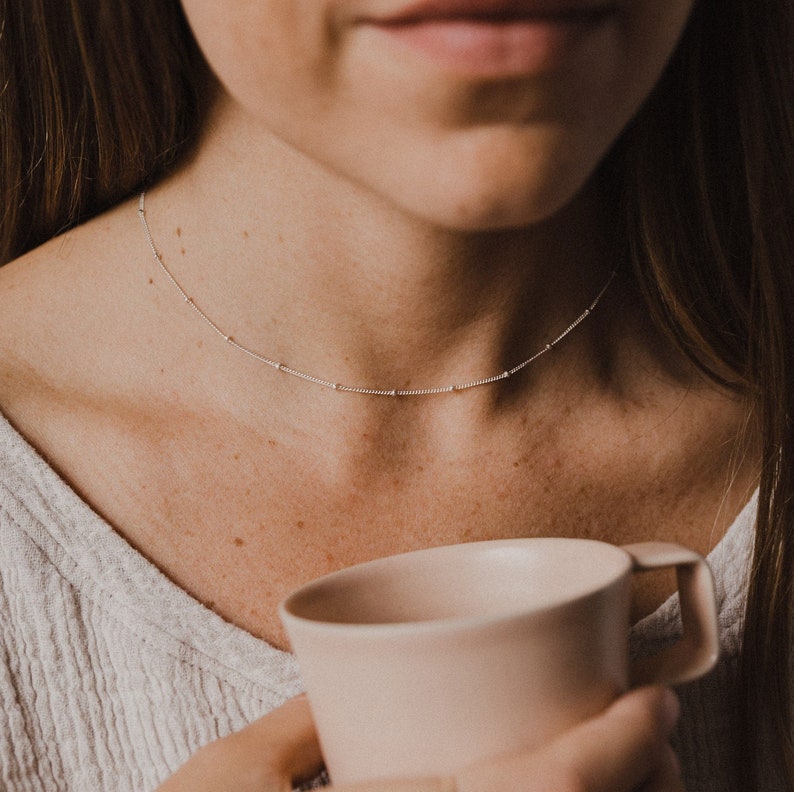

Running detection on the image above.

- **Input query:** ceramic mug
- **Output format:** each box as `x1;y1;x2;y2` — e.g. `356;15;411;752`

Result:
279;538;719;784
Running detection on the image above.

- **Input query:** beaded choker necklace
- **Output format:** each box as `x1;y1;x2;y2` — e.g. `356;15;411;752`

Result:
138;192;616;397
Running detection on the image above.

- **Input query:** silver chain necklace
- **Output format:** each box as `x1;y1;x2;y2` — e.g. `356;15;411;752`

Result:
138;192;617;397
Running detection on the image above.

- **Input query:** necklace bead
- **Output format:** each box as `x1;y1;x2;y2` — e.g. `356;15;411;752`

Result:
138;192;617;397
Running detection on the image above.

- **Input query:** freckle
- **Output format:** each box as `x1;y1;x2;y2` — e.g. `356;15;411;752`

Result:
196;339;203;348
326;552;335;564
296;520;305;529
233;537;245;547
268;439;278;447
148;277;154;285
417;465;424;472
233;452;240;460
513;461;520;468
159;367;165;374
277;233;284;243
180;247;186;256
176;227;182;237
243;230;249;238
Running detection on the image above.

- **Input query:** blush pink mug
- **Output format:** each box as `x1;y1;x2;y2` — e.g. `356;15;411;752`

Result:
279;538;719;784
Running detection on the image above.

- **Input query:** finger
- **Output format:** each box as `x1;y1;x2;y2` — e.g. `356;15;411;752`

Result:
333;776;457;792
229;695;325;786
459;686;680;792
542;686;680;792
156;695;325;792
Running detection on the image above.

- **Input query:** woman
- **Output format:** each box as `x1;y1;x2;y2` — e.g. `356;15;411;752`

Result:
0;0;790;790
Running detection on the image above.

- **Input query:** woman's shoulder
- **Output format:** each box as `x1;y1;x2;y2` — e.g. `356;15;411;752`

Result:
0;231;92;438
0;195;167;475
0;199;139;383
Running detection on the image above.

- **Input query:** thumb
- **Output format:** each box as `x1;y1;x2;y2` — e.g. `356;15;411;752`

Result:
458;686;681;792
543;687;681;792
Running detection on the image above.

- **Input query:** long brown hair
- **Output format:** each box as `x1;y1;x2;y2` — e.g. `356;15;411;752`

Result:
0;0;211;263
1;0;792;787
618;0;794;785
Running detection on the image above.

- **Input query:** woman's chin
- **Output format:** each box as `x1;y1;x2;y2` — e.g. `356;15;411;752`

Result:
382;172;591;232
341;131;604;233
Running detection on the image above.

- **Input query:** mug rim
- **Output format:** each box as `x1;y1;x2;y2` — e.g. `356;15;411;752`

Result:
279;537;633;637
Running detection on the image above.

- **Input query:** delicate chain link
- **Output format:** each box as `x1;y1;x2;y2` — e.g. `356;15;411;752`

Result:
138;192;617;397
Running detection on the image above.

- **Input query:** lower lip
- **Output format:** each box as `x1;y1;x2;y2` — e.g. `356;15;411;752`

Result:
369;14;614;77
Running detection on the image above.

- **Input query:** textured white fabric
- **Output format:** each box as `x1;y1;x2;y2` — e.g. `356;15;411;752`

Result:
0;412;769;790
0;414;302;791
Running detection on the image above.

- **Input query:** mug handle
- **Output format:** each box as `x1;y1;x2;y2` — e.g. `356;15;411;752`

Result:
620;542;720;686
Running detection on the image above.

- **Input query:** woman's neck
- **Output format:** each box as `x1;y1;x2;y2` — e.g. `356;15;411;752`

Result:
147;96;622;407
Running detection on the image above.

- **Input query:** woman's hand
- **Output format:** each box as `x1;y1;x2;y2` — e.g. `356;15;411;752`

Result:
458;686;683;792
155;695;325;792
156;686;682;792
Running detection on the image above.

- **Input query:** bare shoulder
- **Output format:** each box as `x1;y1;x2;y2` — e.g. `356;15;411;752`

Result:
0;194;157;445
0;231;89;404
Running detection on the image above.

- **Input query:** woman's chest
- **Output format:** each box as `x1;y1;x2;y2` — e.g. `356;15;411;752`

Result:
92;413;755;649
2;377;757;649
